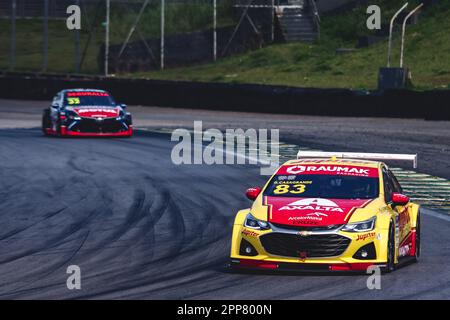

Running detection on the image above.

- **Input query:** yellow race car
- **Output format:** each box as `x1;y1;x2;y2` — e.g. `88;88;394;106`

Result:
230;152;421;272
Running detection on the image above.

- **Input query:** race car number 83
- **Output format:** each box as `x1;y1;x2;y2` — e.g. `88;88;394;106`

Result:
273;184;306;195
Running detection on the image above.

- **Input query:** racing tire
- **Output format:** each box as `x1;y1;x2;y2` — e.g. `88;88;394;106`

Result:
42;109;51;135
383;221;396;273
56;117;65;137
413;212;421;262
124;114;133;127
125;115;133;138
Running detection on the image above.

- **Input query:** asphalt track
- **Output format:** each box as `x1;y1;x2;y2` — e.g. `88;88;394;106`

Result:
0;100;449;299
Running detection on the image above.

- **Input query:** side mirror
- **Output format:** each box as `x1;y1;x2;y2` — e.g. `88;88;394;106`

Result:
245;187;262;201
392;193;410;206
119;104;127;109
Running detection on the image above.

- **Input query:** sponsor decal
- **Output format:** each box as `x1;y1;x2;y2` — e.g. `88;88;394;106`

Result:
279;198;344;213
398;244;410;257
75;108;118;114
399;232;414;257
241;229;259;237
288;217;320;225
73;108;119;118
278;165;378;177
288;216;323;221
356;232;376;241
307;212;328;217
398;208;410;232
67;92;109;97
395;216;400;250
285;166;306;174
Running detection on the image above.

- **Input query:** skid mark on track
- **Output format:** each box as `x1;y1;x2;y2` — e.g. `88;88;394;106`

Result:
76;180;234;298
72;188;150;258
0;207;100;265
0;206;68;241
0;230;91;299
146;193;186;263
69;185;172;283
75;190;180;297
67;157;94;175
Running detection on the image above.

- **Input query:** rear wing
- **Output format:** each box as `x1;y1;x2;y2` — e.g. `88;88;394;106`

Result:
296;151;418;168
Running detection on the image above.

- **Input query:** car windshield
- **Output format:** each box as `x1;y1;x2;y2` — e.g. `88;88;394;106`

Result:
64;91;115;107
264;174;379;199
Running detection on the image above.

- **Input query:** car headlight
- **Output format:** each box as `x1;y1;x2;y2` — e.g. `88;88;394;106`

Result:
66;110;79;120
244;213;270;230
118;111;129;120
341;216;376;232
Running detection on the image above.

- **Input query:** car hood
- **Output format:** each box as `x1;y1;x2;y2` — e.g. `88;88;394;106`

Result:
261;196;376;227
71;107;120;118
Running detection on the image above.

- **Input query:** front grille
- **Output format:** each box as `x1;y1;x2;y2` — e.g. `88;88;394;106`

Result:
271;223;343;232
260;233;350;258
70;118;127;133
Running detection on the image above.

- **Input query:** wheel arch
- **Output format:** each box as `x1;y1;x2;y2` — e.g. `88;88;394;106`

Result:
408;202;420;228
230;209;250;257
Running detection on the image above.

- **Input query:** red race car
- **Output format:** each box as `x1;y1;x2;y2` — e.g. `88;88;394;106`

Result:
42;89;133;137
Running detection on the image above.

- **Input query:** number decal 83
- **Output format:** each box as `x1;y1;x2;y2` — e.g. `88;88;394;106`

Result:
273;184;307;195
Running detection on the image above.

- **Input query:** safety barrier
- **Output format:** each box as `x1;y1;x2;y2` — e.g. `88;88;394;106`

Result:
0;72;448;120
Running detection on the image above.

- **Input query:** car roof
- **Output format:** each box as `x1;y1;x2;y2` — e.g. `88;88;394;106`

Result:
281;158;382;169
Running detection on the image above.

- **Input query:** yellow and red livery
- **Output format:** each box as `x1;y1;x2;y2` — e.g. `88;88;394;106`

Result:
230;152;420;272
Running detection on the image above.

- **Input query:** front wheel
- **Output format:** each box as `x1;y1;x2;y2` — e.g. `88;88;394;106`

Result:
42;109;51;135
413;212;421;262
383;222;396;273
125;114;133;126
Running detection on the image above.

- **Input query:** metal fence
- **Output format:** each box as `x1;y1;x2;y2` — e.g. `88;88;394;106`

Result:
0;0;274;75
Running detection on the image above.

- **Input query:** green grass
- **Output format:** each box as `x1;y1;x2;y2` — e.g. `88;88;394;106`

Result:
0;18;103;73
133;0;450;90
109;1;234;40
1;0;449;90
0;1;234;74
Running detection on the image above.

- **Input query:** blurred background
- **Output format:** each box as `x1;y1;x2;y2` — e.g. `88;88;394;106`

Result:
0;0;448;90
